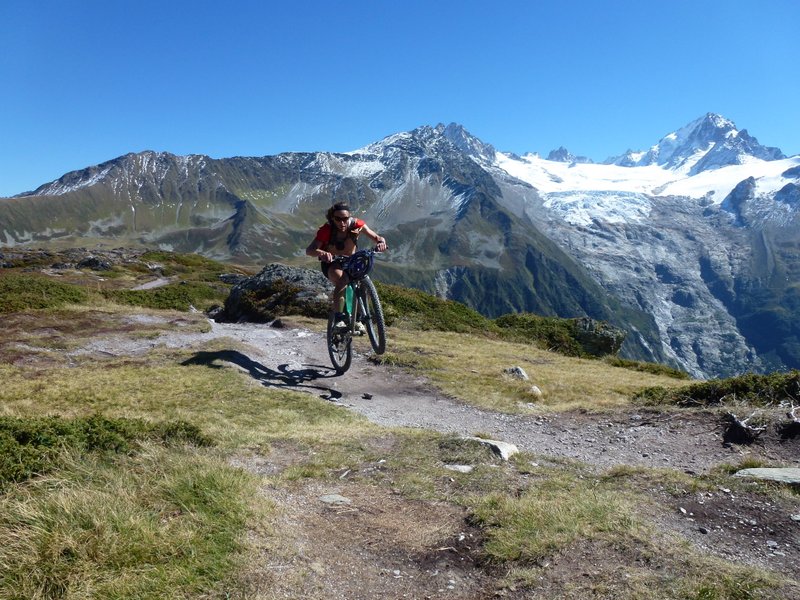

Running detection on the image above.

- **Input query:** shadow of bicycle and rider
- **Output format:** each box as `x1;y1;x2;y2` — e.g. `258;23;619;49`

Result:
180;350;343;400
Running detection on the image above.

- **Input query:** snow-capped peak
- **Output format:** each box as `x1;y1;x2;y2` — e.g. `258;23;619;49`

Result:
351;131;413;156
607;113;785;175
438;123;496;163
546;147;593;164
351;123;496;164
644;112;738;169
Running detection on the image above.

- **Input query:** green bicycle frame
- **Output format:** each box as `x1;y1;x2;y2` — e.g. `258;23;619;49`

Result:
345;284;354;315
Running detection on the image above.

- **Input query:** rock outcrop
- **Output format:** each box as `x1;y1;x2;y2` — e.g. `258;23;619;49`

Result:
217;263;332;323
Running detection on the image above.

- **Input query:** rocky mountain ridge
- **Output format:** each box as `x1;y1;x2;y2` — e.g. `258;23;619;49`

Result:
608;113;786;174
1;114;798;378
486;117;799;378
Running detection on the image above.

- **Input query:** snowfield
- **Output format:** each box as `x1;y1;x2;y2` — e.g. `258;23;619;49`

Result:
495;152;800;205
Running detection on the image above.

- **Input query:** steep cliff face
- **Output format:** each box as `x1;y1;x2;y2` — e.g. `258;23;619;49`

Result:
488;116;799;378
501;186;763;377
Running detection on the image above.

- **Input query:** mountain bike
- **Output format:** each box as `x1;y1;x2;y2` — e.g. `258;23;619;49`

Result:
326;249;386;374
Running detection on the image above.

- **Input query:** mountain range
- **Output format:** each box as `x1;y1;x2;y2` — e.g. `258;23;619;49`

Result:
1;113;799;379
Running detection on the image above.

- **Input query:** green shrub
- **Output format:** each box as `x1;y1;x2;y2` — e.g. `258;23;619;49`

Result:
0;273;88;313
634;370;800;406
375;282;494;332
376;284;637;360
604;356;690;379
437;435;498;464
103;281;223;311
494;313;628;358
0;414;212;488
140;250;232;277
494;313;585;356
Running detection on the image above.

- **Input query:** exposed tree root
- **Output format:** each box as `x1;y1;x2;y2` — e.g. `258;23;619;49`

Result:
722;411;767;445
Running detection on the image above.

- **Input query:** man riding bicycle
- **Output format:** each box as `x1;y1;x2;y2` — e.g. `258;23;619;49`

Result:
305;202;388;327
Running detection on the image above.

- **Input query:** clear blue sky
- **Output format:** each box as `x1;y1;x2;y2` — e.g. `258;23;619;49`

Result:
1;0;798;197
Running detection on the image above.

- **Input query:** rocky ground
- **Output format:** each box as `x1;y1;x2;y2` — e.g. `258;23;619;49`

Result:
75;314;800;598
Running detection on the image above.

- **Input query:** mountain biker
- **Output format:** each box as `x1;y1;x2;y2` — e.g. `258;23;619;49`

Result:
305;202;387;327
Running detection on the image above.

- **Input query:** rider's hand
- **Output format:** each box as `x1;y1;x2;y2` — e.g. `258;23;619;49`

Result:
375;237;387;252
318;250;333;263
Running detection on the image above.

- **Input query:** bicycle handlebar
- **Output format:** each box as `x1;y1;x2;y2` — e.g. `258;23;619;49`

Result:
323;248;381;279
321;247;383;264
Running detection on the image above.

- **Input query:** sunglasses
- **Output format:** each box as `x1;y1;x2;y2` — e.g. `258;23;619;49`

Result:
333;215;350;222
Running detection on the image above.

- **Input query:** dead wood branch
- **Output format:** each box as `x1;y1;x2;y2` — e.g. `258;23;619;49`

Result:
778;403;800;439
722;411;767;445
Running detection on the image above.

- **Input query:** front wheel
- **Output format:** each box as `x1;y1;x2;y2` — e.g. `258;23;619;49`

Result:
327;311;352;374
358;277;386;355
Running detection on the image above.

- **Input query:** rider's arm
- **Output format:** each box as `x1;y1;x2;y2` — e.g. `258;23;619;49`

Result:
361;225;387;251
306;238;333;262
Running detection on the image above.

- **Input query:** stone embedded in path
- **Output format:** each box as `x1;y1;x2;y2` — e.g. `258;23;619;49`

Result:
444;464;474;473
733;467;800;485
319;494;352;506
464;436;519;460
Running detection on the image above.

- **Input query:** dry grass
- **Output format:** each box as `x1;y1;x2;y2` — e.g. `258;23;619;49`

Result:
0;445;263;599
0;319;380;600
471;469;644;562
382;329;694;413
0;297;793;598
0;358;378;450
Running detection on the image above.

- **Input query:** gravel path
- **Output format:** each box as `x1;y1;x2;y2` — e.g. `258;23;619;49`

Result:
79;315;800;579
175;320;795;475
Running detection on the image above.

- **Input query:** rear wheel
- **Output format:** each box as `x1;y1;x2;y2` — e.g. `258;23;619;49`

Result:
358;277;386;354
327;311;352;373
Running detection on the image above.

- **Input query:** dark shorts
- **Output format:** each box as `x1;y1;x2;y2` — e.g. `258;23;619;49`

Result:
321;260;350;281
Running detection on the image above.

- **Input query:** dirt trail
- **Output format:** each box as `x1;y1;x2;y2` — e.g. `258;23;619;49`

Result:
84;315;800;596
179;319;796;475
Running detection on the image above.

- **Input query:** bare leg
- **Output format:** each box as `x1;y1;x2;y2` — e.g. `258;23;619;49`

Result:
327;266;349;314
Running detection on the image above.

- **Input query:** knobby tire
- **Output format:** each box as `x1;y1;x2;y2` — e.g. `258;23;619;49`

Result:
327;311;352;374
358;277;386;355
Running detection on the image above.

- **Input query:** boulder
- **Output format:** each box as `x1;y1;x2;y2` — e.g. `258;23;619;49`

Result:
504;366;529;381
464;436;519;461
571;316;626;357
76;256;113;271
217;263;333;323
733;467;800;485
218;273;248;285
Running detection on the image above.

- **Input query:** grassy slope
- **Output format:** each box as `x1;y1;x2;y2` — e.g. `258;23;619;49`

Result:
0;251;796;599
